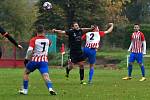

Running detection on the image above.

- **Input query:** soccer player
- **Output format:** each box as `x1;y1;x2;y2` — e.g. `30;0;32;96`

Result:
52;22;94;84
81;23;114;84
19;25;56;95
0;26;23;58
122;24;146;81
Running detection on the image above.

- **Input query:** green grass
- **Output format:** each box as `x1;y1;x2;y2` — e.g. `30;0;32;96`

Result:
0;68;150;100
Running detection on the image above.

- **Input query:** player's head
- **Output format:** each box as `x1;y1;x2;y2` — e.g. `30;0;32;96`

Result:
36;25;45;34
134;24;140;32
92;25;99;32
72;22;79;30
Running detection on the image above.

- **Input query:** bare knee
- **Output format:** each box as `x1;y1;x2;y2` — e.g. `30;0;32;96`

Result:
42;73;51;81
23;69;30;80
90;64;94;68
78;62;84;69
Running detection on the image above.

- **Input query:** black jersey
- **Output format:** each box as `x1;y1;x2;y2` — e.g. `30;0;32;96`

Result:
65;29;83;52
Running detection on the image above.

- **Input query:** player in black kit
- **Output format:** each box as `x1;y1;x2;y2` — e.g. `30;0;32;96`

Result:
0;26;23;58
52;22;94;84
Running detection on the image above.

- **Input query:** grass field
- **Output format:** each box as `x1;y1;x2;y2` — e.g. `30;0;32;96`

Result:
0;68;150;100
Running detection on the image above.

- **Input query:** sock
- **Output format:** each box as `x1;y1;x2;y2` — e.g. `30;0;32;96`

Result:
128;64;132;77
140;65;145;77
66;66;71;75
89;67;94;82
23;80;28;89
45;80;53;90
79;68;84;81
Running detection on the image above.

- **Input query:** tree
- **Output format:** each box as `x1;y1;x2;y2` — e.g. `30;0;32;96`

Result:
0;0;37;40
35;0;107;29
35;0;66;29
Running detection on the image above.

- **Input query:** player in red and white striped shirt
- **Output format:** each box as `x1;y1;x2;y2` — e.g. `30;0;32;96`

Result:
19;25;56;95
82;23;114;84
122;24;146;81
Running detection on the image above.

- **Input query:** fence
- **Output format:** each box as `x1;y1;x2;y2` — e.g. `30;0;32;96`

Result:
0;34;57;68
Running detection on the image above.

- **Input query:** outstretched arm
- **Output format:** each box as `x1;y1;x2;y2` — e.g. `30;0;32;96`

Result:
0;26;23;49
104;23;114;34
81;27;94;33
52;29;66;34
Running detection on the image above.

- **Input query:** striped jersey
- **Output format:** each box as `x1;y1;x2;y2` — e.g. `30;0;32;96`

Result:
82;31;105;48
130;31;145;53
29;35;51;62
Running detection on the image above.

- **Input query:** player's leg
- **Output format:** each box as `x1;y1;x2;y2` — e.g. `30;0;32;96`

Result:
38;62;56;95
122;53;135;80
19;61;36;95
19;68;30;95
137;53;146;81
87;48;96;84
78;61;86;84
65;59;73;78
88;64;94;84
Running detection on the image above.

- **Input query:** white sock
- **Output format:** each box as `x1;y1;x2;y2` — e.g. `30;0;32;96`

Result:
49;88;53;91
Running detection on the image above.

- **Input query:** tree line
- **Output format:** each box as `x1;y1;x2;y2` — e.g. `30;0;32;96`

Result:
0;0;150;48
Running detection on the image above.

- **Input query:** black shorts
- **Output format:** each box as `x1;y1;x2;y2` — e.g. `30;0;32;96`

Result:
70;51;85;63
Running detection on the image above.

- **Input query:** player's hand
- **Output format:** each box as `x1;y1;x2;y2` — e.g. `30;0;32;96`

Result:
91;25;98;31
91;25;95;29
18;45;23;49
108;23;113;26
128;49;130;52
52;29;56;33
24;59;30;66
143;52;146;55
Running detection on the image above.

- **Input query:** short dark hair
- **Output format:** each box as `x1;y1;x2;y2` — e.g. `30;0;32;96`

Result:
71;21;78;27
134;23;140;26
36;25;44;33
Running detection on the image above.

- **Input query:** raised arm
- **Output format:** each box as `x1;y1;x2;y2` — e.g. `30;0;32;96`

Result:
104;23;114;34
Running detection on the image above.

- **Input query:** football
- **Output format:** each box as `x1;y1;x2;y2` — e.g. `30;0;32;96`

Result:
43;2;52;11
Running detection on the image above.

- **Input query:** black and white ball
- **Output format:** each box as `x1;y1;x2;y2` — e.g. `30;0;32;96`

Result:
43;2;52;11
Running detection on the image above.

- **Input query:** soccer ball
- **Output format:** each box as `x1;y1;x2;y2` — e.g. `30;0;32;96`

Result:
43;2;52;11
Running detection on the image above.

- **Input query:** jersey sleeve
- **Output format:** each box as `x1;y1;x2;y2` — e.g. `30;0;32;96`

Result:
0;26;7;36
65;29;70;35
29;38;36;48
141;32;145;41
81;34;86;40
99;31;105;37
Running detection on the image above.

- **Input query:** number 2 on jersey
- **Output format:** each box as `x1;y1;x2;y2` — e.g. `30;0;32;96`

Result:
90;33;94;40
41;42;46;52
